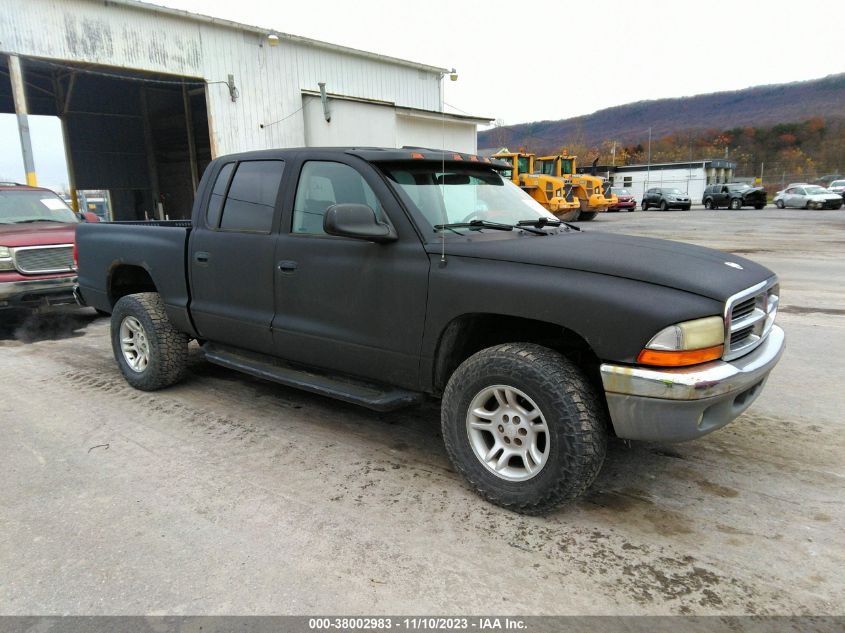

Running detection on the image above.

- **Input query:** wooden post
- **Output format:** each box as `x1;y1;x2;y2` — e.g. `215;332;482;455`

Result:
182;83;199;197
9;55;37;186
139;86;161;219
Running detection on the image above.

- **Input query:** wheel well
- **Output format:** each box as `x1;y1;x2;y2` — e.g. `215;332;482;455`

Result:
108;265;156;306
432;314;601;395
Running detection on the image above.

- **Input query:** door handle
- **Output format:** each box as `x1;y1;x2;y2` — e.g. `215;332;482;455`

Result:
194;251;210;264
278;260;298;273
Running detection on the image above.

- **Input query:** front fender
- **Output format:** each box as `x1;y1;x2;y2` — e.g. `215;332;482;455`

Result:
419;255;722;391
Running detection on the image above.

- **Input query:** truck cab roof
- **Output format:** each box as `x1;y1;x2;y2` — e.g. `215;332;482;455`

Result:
211;146;513;170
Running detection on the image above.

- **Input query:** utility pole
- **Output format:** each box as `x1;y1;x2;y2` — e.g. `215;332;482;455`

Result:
646;127;652;189
688;131;692;194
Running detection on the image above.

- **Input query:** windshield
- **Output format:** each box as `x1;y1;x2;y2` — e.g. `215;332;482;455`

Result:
728;183;751;191
830;180;845;187
665;188;683;195
0;190;79;224
805;186;829;195
611;188;630;195
382;165;557;232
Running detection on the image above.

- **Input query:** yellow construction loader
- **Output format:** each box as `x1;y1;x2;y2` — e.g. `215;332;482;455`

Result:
534;152;617;221
491;151;582;221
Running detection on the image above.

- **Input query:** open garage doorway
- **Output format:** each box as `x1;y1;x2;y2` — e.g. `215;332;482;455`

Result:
0;55;211;220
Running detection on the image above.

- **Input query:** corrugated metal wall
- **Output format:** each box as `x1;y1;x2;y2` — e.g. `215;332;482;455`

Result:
0;0;443;156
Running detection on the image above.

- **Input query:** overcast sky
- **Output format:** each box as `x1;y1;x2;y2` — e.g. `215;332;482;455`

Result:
158;0;843;124
2;0;842;188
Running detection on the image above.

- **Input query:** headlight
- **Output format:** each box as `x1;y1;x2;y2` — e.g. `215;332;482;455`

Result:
637;316;724;367
0;246;13;271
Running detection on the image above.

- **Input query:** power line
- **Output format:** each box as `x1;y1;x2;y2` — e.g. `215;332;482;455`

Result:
260;105;304;129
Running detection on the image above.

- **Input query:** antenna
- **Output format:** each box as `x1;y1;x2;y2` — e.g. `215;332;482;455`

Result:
440;107;447;264
438;69;456;266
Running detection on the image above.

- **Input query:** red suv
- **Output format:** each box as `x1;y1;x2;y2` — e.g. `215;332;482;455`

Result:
0;183;80;312
609;187;637;211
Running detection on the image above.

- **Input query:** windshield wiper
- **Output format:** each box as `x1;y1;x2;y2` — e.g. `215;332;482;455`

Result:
15;219;63;224
435;219;548;236
517;218;581;232
435;220;513;232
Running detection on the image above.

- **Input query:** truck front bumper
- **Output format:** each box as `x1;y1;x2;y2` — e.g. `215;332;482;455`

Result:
0;275;78;310
599;325;785;442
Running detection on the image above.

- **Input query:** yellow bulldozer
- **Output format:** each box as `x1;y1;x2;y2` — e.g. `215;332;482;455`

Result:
534;152;617;221
491;151;582;221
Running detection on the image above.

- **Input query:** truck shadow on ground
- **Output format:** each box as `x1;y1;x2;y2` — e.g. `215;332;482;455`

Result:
184;350;702;510
0;308;102;343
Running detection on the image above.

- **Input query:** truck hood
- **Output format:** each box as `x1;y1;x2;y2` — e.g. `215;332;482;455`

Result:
427;231;774;301
0;222;78;247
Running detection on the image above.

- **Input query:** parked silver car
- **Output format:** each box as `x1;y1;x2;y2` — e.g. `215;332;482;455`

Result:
827;179;845;197
774;185;843;210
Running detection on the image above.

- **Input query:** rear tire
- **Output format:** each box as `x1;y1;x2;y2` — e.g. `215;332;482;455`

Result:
441;343;607;515
754;204;765;210
111;292;188;391
578;212;597;221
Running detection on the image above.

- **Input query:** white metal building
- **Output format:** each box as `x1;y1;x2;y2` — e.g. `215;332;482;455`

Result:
0;0;489;219
586;159;737;203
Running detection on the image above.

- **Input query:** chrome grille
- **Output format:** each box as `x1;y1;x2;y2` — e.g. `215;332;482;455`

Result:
12;245;74;274
723;278;779;361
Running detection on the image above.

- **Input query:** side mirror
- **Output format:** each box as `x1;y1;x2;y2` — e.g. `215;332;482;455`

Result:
323;203;397;243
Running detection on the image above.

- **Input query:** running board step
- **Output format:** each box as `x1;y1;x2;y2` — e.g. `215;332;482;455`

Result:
202;344;424;412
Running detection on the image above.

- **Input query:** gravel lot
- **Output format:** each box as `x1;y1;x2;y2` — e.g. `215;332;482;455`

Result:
1;208;843;615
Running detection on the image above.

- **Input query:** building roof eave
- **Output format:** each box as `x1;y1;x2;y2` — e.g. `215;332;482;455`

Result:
105;0;449;75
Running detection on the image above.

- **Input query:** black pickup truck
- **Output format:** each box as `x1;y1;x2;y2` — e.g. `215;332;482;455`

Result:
76;147;785;514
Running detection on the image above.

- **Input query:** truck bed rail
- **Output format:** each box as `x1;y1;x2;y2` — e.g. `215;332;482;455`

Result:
108;220;193;228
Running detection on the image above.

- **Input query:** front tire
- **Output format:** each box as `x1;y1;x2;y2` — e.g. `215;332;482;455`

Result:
111;292;188;391
659;200;669;211
704;199;714;210
441;343;607;514
578;211;597;221
641;201;648;210
776;199;785;209
729;198;742;210
754;204;765;210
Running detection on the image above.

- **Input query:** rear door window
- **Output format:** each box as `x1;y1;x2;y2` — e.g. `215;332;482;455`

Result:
206;162;234;228
219;161;285;233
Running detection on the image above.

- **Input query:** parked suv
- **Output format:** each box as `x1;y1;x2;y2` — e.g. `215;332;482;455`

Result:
641;187;691;211
0;183;79;312
702;183;766;210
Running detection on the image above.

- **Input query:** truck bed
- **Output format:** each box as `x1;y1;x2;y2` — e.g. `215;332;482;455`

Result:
75;221;194;334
